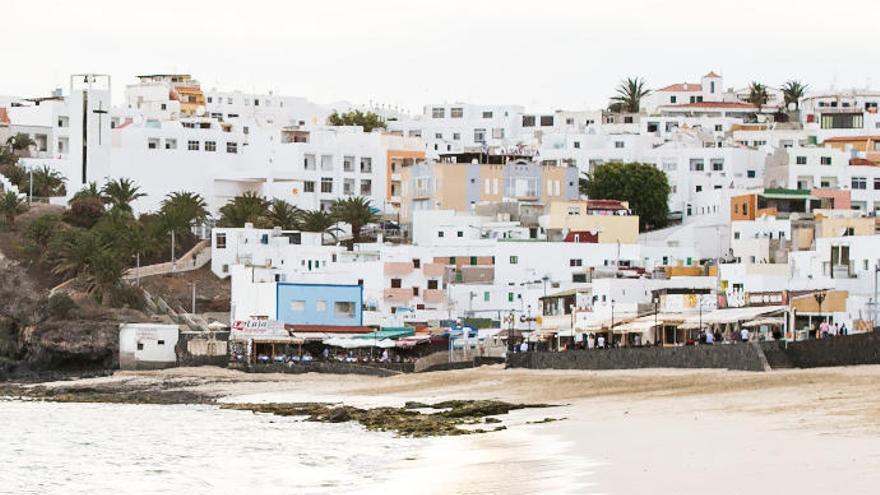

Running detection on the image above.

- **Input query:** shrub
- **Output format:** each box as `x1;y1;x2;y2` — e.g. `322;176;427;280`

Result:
45;293;77;320
25;214;63;248
105;284;145;311
64;197;105;228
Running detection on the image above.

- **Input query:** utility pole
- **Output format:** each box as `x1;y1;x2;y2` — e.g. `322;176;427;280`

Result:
171;230;176;272
28;167;33;204
191;282;197;314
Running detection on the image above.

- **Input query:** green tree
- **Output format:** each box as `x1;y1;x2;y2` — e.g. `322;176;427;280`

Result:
72;182;104;202
747;82;769;108
63;196;106;229
47;228;124;299
327;110;386;132
781;80;808;110
25;213;64;249
30;165;66;197
581;162;671;231
331;196;379;244
265;199;301;230
299;209;340;244
159;191;209;239
218;192;269;227
6;133;35;152
0;161;27;189
610;77;650;113
101;178;145;213
0;191;28;230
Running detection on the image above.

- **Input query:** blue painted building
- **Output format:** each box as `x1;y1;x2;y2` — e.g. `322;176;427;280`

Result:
276;283;363;326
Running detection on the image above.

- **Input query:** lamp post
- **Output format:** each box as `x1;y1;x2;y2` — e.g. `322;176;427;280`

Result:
814;291;827;338
610;299;616;346
874;262;880;329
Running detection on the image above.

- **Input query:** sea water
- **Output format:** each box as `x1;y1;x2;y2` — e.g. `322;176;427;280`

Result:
0;400;420;494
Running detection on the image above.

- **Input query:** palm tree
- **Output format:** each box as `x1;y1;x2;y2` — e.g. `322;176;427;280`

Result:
265;199;302;230
0;191;28;230
159;191;210;238
781;80;808;110
610;77;650;113
101;178;145;213
331;196;380;245
217;191;270;227
747;82;769;108
72;182;103;202
47;229;123;297
6;133;35;152
30;165;66;197
299;209;340;244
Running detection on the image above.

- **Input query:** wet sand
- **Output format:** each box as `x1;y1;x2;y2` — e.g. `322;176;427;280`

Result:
31;365;880;494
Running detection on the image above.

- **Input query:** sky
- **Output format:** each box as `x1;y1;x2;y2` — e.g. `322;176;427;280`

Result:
3;0;880;113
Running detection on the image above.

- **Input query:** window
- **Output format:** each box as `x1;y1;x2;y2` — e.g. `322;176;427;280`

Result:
670;96;677;104
453;132;460;141
334;301;355;318
304;154;316;170
215;233;227;249
187;140;200;151
522;115;536;127
714;124;723;132
457;231;464;238
391;278;402;288
574;141;581;149
165;139;177;150
412;258;421;269
360;179;372;196
492;128;504;139
434;132;443;140
137;342;144;351
482;111;493;118
695;185;703;192
343;156;354;172
226;142;238;153
540;115;554;127
734;232;741;240
747;170;756;178
711;159;724;171
432;107;445;118
147;138;159;150
321;155;333;171
450;107;463;118
474;129;486;143
438;231;444;238
315;300;327;312
820;113;863;129
689;159;704;171
569;259;583;267
408;130;422;138
303;181;315;193
321;177;333;193
874;178;880;190
360;157;372;173
796;156;807;165
427;280;438;290
510;255;519;264
483;292;490;302
820;156;832;166
205;140;216;152
614;141;624;149
343;178;355;195
852;177;867;190
508;292;514;302
290;300;305;312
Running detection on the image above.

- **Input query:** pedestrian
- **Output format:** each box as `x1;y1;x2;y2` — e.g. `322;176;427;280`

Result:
705;330;714;345
740;327;750;343
597;335;606;349
840;323;848;336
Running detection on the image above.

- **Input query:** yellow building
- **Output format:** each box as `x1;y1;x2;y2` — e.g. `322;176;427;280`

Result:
542;200;640;244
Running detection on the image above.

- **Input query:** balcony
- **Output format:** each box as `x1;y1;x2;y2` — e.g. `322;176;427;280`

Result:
384;288;414;304
422;263;446;277
423;289;446;304
384;261;414;276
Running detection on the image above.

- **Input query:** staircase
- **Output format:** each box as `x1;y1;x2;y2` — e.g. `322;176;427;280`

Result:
759;341;794;370
122;240;211;280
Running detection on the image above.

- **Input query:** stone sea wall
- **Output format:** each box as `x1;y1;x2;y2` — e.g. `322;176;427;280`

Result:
506;344;767;372
762;331;880;369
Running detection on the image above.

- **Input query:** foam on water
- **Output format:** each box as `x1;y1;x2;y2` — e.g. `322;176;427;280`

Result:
0;400;422;494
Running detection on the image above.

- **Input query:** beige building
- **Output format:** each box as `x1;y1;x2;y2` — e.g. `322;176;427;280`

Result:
542;200;640;244
399;159;579;224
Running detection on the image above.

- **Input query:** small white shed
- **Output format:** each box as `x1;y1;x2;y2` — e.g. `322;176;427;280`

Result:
119;323;180;370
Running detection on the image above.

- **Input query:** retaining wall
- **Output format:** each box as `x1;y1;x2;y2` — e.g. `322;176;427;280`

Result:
761;332;880;369
241;362;413;377
507;344;766;372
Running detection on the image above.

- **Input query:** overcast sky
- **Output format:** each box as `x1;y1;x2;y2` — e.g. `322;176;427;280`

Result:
3;0;879;112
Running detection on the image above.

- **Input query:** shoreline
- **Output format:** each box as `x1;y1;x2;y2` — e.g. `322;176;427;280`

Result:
6;365;880;494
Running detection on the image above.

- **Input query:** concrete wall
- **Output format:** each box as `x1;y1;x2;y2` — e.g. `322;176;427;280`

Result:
507;344;766;372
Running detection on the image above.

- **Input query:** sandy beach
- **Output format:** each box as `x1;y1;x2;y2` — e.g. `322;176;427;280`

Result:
29;365;880;494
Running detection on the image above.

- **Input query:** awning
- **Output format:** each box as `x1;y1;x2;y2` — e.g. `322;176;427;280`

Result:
352;327;415;340
679;306;786;329
742;317;785;328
